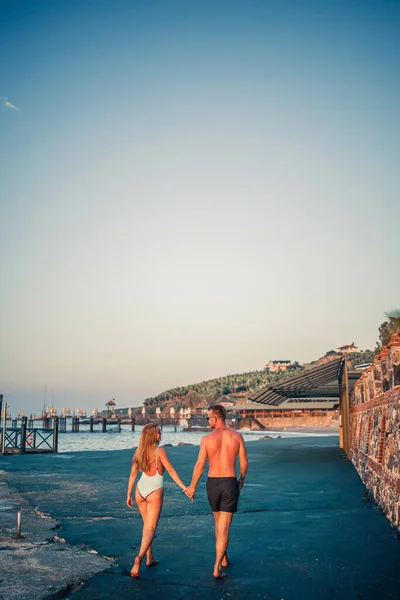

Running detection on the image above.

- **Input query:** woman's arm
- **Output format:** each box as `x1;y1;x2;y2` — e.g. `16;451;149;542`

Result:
158;447;187;491
127;454;139;508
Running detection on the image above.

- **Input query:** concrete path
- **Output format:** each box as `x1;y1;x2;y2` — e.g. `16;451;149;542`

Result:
1;437;399;600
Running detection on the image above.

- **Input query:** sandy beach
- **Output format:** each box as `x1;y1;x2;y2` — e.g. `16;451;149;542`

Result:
1;436;400;600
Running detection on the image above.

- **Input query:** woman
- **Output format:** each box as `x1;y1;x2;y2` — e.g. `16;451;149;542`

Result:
126;422;189;578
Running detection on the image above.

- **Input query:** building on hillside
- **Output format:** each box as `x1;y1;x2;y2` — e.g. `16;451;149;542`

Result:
337;343;359;354
218;396;235;408
264;360;292;373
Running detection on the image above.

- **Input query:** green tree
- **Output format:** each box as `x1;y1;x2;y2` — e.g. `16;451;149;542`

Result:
376;309;400;352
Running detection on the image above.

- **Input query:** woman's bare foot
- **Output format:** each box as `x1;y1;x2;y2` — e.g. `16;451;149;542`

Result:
221;553;229;567
130;556;141;578
146;559;159;567
213;565;226;579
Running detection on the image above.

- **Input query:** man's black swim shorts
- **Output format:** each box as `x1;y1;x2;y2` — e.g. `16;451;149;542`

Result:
206;477;239;513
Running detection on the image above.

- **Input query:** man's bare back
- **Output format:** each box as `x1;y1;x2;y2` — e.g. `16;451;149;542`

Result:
204;428;245;478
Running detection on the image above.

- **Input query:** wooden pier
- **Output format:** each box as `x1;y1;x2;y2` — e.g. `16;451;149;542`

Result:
1;399;59;455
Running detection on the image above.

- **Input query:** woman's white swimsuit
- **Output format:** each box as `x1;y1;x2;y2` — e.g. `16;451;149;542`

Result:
137;448;164;499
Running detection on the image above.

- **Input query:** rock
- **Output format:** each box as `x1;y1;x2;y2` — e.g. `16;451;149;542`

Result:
258;436;273;440
177;442;194;446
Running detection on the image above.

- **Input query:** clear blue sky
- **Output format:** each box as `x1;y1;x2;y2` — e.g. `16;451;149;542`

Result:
1;0;399;416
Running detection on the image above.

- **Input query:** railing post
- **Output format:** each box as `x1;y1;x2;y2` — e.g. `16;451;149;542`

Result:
1;401;6;455
90;417;94;432
53;416;59;453
102;418;107;432
131;418;135;431
20;416;27;454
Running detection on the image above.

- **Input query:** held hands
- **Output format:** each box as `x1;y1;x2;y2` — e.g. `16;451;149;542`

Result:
184;485;195;500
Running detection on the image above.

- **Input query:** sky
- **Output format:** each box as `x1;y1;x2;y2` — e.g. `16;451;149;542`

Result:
1;0;399;417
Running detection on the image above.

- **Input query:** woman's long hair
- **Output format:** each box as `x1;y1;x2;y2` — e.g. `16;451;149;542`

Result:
135;423;159;472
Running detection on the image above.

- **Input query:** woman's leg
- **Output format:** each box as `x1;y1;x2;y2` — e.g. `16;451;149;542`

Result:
131;488;164;577
130;488;147;577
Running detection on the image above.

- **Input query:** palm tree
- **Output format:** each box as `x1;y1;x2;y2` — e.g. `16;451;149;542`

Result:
385;309;400;332
376;309;400;351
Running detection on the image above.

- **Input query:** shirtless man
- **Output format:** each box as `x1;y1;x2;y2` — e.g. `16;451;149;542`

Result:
185;404;248;579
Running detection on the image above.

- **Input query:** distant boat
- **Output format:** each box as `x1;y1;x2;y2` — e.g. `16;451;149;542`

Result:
354;363;371;370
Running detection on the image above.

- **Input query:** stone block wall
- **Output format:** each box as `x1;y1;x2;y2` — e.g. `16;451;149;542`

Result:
255;412;339;430
349;330;400;532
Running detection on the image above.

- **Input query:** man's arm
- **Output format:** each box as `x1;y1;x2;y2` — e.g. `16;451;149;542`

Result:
237;434;248;490
185;437;208;499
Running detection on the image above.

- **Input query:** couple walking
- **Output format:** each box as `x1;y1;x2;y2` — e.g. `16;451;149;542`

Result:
126;404;248;579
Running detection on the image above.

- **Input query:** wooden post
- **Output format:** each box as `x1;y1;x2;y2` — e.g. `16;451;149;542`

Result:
188;417;191;431
52;416;59;453
160;418;163;431
174;418;177;432
102;418;107;432
1;401;6;455
117;418;121;432
12;419;17;428
131;418;135;431
20;416;27;454
28;419;33;428
16;511;22;539
90;417;94;432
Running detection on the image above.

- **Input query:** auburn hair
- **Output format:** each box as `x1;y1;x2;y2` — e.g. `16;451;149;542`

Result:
134;423;159;472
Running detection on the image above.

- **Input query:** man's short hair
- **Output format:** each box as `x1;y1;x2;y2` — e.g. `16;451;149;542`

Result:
209;404;226;421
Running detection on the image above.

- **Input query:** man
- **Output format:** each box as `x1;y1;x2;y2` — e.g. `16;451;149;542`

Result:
186;404;248;579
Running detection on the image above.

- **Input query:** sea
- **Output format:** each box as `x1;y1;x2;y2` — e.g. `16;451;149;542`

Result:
58;422;338;453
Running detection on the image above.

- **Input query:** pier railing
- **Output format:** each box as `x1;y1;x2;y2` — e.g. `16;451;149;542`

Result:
1;400;59;455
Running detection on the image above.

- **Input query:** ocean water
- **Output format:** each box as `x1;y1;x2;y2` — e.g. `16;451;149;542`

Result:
58;423;337;453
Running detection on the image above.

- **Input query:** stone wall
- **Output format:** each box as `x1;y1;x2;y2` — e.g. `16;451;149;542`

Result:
349;330;400;532
255;412;339;429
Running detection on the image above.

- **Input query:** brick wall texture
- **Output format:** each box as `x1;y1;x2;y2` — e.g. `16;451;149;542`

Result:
350;330;400;532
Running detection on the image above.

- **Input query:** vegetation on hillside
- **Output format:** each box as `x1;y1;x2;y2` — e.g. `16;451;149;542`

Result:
142;364;302;413
139;311;399;414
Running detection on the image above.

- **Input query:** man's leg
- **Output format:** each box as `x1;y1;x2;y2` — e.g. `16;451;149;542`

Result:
213;512;229;567
213;511;233;578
